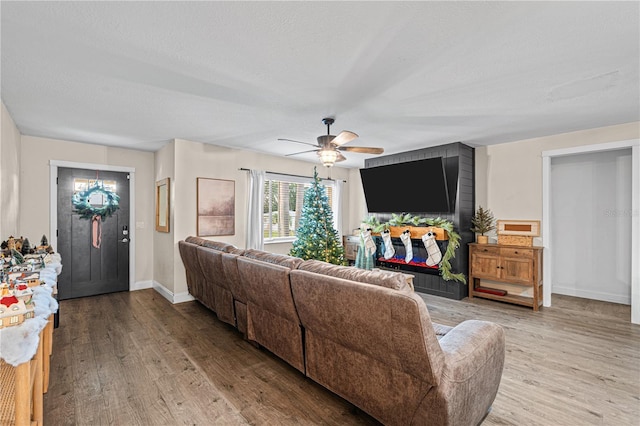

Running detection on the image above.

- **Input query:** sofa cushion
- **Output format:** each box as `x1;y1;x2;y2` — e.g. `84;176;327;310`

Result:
297;260;412;292
237;256;305;372
185;236;207;245
196;246;235;326
242;249;303;270
289;273;449;425
432;322;454;340
178;240;209;306
201;240;235;252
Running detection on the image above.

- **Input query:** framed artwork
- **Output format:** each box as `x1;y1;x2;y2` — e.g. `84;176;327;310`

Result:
197;177;235;236
155;178;170;232
496;220;540;236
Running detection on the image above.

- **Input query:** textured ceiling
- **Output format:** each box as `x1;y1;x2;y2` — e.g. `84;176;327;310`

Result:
1;1;638;168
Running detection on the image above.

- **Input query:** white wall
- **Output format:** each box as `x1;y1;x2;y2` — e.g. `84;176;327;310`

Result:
10;104;638;304
476;121;640;244
1;102;21;238
153;141;176;293
346;168;369;235
19;135;155;284
166;138;351;297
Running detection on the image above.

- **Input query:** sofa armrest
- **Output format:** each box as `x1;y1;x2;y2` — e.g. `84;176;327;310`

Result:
438;319;505;383
409;320;505;425
409;320;504;426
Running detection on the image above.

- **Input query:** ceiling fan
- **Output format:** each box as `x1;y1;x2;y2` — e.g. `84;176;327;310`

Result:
279;118;384;167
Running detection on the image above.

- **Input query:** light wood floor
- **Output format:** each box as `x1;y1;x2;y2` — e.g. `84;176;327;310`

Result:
44;289;640;425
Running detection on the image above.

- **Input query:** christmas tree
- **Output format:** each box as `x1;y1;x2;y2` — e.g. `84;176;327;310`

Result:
21;238;32;255
470;206;495;235
289;168;346;265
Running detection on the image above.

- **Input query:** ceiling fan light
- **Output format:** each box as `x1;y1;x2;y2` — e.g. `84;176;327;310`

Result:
318;149;338;167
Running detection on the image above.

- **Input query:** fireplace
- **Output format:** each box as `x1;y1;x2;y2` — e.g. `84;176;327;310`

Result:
374;236;444;276
362;142;475;300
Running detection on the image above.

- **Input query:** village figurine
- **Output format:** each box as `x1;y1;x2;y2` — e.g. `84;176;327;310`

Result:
14;237;24;253
21;238;33;255
20;273;42;287
13;283;34;305
11;249;25;265
7;236;16;251
37;235;54;254
0;294;35;329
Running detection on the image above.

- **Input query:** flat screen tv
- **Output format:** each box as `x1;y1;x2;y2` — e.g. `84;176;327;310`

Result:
359;157;451;213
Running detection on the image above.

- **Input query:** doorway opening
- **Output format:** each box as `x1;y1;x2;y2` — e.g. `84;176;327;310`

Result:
542;140;640;324
550;149;631;303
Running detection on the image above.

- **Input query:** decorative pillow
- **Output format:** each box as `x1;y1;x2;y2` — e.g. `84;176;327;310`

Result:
297;259;412;292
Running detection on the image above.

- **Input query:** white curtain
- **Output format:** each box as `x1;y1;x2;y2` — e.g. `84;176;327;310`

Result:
246;169;265;250
332;178;344;238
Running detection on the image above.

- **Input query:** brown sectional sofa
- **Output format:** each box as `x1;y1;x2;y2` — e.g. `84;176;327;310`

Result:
178;237;207;305
237;250;305;372
178;237;505;426
220;250;247;334
196;244;235;326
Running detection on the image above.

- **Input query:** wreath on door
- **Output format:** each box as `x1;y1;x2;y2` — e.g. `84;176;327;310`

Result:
72;182;120;249
72;183;120;220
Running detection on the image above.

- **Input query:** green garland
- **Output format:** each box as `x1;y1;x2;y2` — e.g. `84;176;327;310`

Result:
362;213;466;284
72;183;120;220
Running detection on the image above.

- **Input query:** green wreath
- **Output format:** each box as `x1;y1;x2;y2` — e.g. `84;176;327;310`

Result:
72;183;120;220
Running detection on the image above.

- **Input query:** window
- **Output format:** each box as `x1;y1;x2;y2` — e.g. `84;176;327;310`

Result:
263;173;336;242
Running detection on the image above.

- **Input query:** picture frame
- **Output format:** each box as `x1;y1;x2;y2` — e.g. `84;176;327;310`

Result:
155;178;170;233
496;219;540;236
197;177;235;236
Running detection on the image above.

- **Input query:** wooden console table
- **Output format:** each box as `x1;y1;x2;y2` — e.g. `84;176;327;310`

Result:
0;314;53;426
468;243;543;311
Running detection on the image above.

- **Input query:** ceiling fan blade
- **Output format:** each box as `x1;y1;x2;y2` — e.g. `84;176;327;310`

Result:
278;138;319;147
336;152;347;162
330;131;358;146
285;149;319;157
339;146;384;154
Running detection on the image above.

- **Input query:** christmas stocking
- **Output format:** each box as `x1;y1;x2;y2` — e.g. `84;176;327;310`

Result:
422;232;442;267
362;229;377;257
381;230;395;259
400;230;413;263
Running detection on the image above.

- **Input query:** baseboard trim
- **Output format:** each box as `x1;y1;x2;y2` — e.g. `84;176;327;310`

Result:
174;291;195;304
151;281;195;304
152;281;175;303
553;286;630;305
131;280;153;291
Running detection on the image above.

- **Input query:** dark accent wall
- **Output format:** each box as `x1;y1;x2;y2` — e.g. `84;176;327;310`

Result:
364;142;475;300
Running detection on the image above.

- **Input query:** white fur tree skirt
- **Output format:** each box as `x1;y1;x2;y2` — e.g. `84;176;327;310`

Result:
0;259;60;366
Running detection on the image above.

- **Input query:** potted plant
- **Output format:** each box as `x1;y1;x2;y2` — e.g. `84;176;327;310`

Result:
471;206;495;244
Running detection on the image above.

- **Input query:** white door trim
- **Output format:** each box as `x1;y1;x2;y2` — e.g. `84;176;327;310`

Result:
49;160;136;292
541;139;640;324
